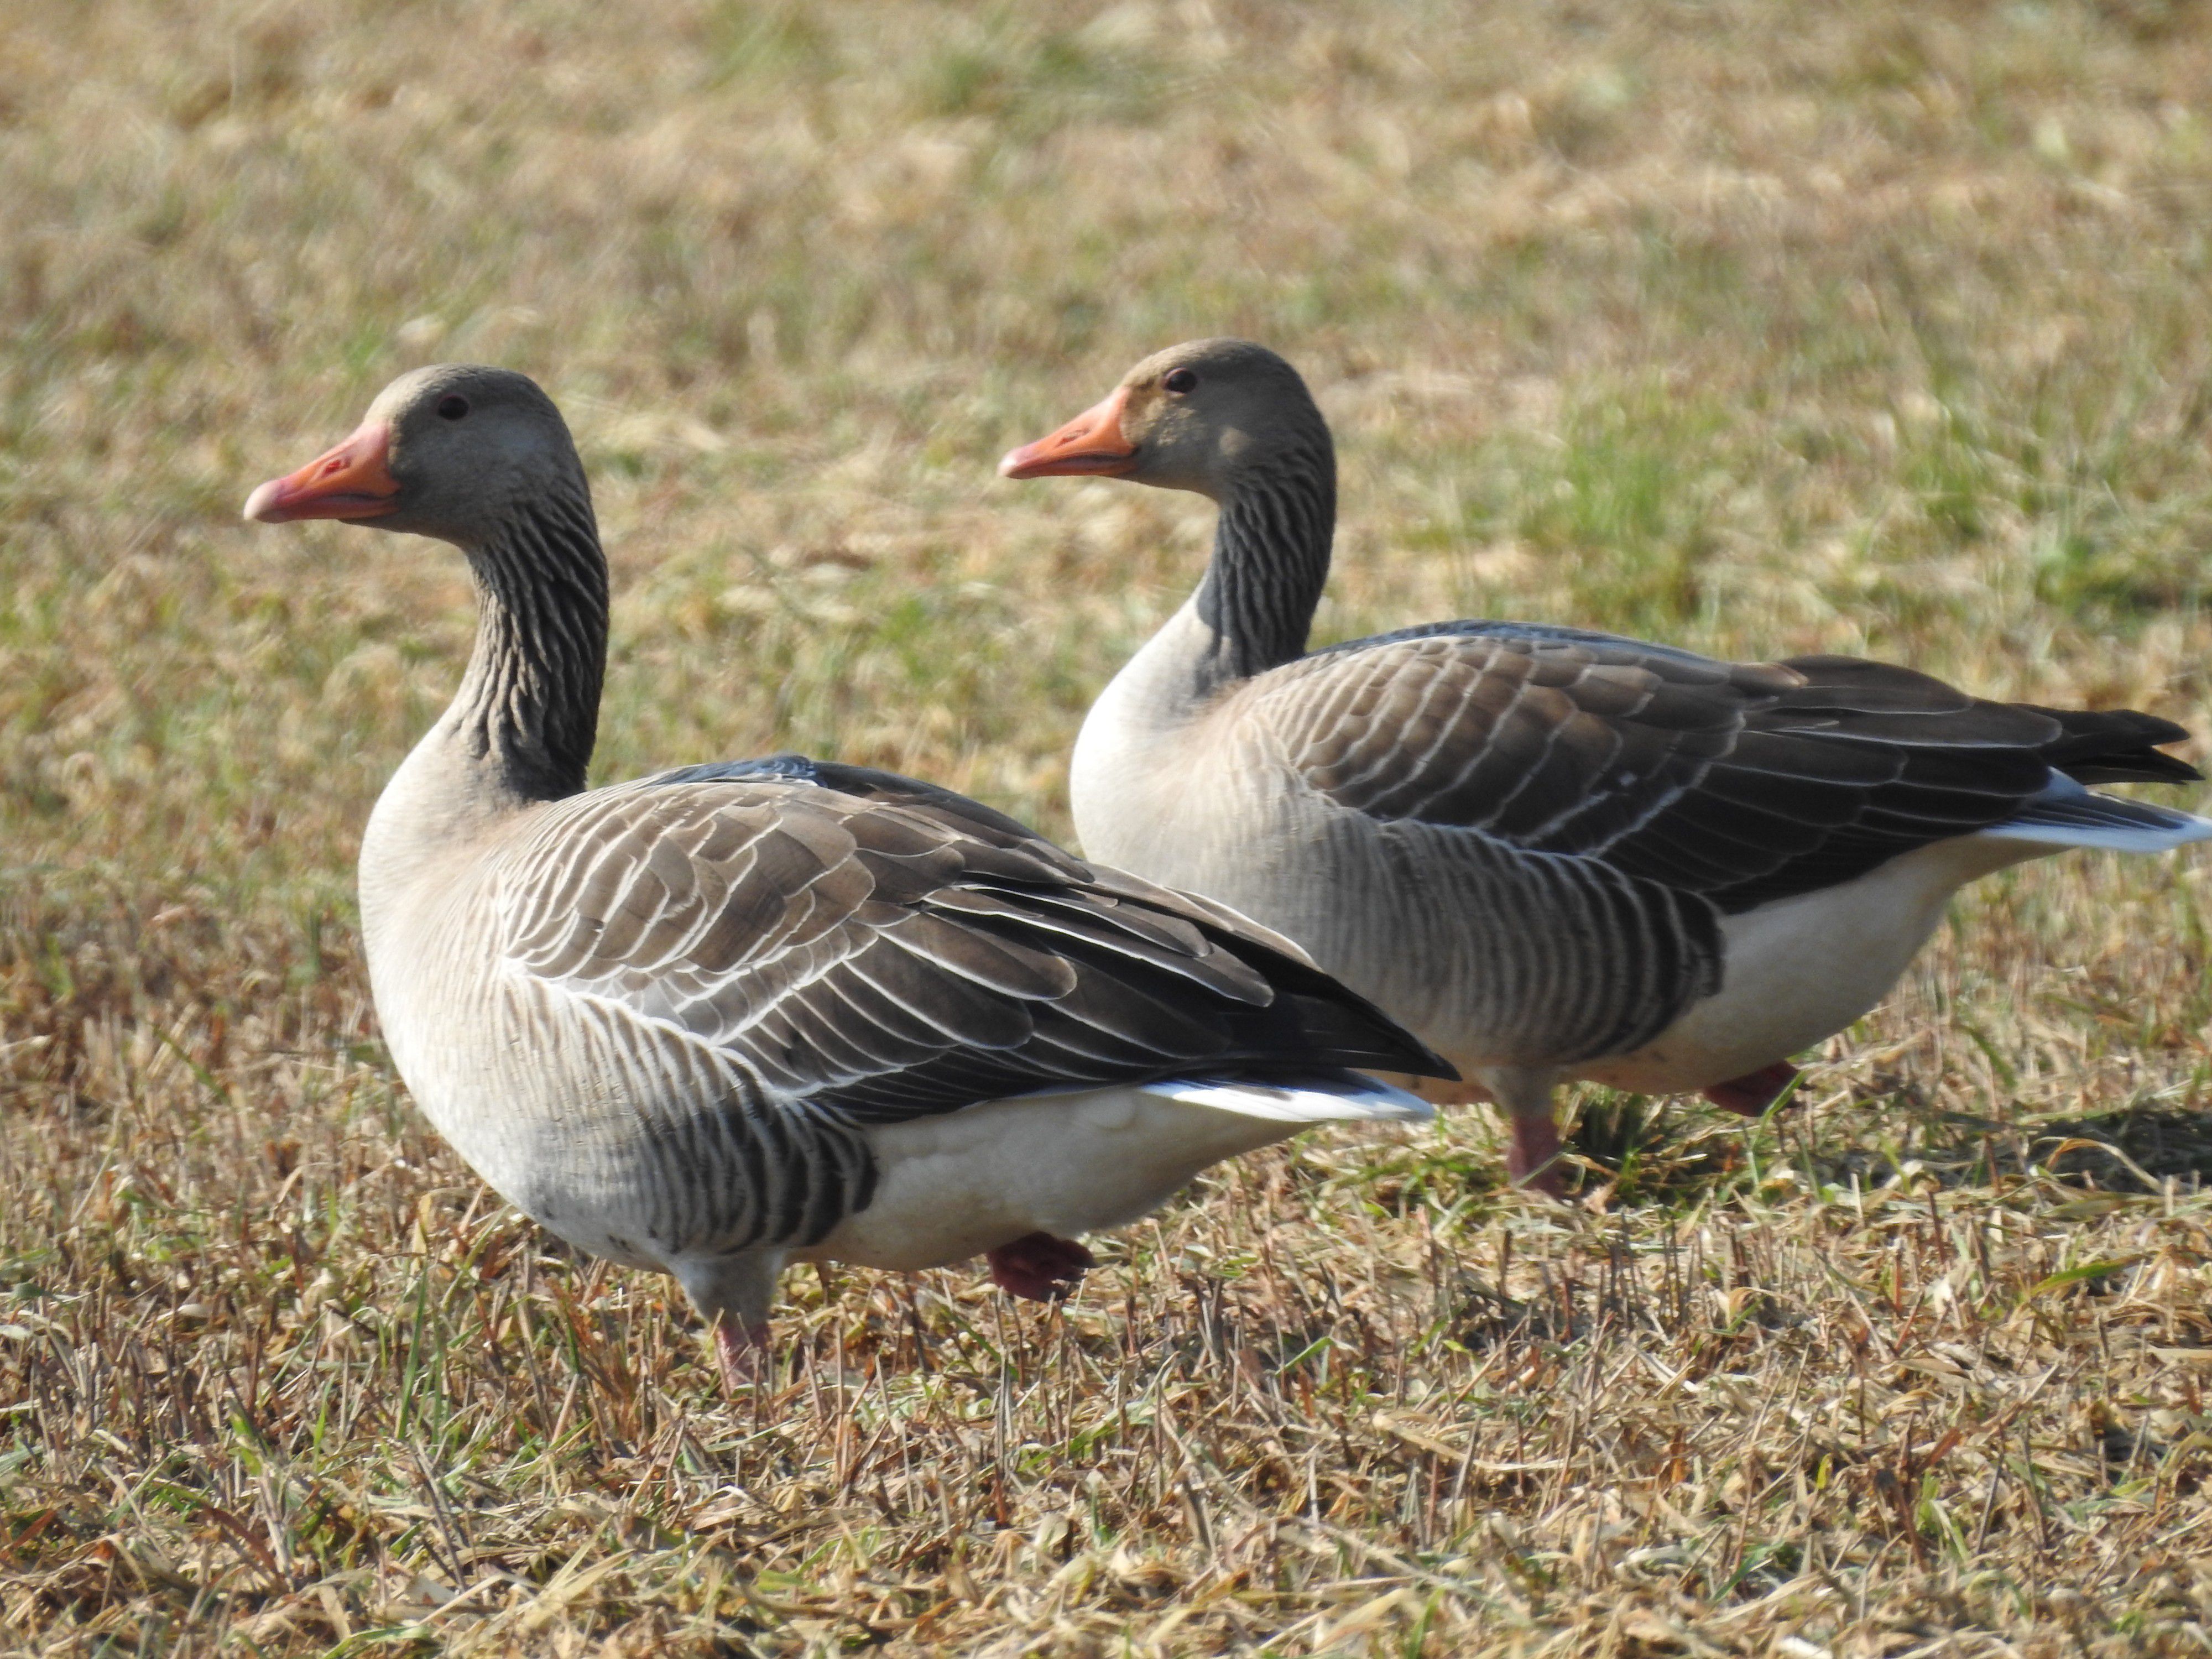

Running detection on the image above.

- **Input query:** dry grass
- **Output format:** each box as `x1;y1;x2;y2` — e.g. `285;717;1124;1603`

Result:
4;1;2212;1652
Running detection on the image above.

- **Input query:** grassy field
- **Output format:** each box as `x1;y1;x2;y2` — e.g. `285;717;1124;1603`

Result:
5;0;2212;1652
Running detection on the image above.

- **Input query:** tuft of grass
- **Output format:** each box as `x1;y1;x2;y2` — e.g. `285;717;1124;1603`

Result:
4;0;2212;1652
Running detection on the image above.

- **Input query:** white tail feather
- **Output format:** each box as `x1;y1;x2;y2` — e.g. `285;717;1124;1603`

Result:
1979;775;2212;854
1143;1071;1434;1124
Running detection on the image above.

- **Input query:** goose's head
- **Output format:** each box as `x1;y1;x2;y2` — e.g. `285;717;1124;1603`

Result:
243;364;581;547
999;338;1326;502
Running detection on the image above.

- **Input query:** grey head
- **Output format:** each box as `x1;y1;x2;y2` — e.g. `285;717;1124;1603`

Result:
243;363;586;548
999;338;1329;500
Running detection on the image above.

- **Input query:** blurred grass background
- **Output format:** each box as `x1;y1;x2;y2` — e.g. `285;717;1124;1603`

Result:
4;2;2212;1654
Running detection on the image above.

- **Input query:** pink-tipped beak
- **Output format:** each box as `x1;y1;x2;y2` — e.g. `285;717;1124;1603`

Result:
999;386;1138;479
243;421;401;524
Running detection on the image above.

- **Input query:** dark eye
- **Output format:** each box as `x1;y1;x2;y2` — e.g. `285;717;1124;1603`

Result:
1162;367;1197;395
436;394;470;421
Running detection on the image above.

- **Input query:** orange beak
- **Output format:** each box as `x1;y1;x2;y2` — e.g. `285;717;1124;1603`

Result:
242;421;401;524
999;386;1139;479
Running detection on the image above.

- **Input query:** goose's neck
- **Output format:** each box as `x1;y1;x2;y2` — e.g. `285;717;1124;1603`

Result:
1068;432;1334;858
366;484;608;911
1190;434;1335;687
445;487;609;803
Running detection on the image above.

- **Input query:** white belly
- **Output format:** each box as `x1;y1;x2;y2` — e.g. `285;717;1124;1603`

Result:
798;1087;1296;1271
1580;834;2037;1094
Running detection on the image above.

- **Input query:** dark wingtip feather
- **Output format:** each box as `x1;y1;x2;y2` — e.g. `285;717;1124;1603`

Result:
2060;750;2203;786
1192;924;1460;1082
2032;706;2203;785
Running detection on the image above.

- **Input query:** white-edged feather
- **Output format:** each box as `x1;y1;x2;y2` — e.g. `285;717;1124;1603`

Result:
1977;774;2212;853
1142;1070;1433;1123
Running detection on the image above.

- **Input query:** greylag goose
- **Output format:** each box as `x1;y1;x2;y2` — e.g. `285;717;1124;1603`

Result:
243;363;1451;1385
1001;338;2212;1192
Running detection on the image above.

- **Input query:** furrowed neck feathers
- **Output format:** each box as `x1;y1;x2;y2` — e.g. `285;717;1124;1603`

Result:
448;482;608;801
1192;426;1335;685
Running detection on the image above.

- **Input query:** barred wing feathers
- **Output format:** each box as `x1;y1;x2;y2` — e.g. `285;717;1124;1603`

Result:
498;761;1447;1130
1262;623;2199;915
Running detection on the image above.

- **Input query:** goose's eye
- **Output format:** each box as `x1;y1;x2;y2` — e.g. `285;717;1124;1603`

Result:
1162;368;1197;395
436;394;471;421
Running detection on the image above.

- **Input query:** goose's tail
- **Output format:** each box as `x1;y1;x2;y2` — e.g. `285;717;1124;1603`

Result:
1145;1068;1434;1124
1980;773;2212;854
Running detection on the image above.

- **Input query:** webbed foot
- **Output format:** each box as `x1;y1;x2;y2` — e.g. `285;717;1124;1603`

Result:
1702;1061;1800;1118
987;1232;1096;1301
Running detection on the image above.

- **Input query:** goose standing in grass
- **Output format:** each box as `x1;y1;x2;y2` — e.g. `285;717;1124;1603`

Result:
244;364;1451;1386
1001;339;2212;1193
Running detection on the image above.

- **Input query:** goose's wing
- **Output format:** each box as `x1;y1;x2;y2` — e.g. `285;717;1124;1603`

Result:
1259;622;2196;912
497;754;1446;1126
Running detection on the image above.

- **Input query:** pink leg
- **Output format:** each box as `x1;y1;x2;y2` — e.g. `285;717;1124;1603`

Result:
1484;1067;1569;1199
714;1315;773;1393
1702;1060;1799;1118
1505;1112;1568;1198
987;1233;1096;1301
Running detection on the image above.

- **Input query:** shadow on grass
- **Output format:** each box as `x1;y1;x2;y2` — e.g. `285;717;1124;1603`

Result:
1562;1091;1745;1206
1947;1102;2212;1194
1560;1088;2212;1205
